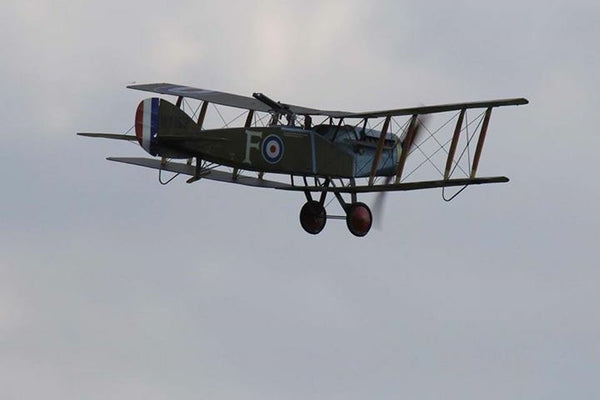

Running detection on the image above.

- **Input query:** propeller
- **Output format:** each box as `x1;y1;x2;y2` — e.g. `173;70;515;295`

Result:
373;115;429;229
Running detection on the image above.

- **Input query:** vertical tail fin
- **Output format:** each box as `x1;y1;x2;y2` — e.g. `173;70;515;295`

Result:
134;98;198;156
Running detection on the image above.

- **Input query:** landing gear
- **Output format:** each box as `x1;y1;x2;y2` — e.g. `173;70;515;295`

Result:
299;200;327;234
345;202;372;237
299;183;373;236
186;157;205;184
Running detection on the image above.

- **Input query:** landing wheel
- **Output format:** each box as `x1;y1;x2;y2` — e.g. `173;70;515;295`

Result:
346;202;372;237
299;201;327;235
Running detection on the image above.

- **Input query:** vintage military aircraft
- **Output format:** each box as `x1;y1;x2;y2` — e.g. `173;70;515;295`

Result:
78;83;527;236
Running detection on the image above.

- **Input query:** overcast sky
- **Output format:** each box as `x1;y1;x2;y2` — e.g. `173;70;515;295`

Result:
1;1;599;399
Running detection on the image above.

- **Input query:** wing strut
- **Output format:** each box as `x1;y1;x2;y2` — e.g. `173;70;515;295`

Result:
197;101;209;128
394;114;418;184
368;116;391;186
233;110;255;178
470;107;492;178
444;109;466;180
244;110;255;127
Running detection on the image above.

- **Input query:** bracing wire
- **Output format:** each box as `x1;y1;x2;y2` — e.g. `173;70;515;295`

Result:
212;103;228;127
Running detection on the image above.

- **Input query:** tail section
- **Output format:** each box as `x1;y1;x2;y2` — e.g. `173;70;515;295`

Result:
134;98;198;157
135;98;160;155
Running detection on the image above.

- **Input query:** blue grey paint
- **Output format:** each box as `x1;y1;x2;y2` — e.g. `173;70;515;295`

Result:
312;124;398;177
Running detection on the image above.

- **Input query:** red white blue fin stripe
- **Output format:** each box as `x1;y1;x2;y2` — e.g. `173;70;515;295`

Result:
135;98;160;156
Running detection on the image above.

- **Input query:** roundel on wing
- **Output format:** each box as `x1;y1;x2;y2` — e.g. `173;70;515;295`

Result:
261;134;284;164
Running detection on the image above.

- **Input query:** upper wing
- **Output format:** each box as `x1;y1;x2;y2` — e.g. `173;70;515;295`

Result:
127;83;350;117
128;83;273;112
128;83;527;118
334;98;529;119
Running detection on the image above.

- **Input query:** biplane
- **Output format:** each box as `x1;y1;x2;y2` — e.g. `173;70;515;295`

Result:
78;83;527;236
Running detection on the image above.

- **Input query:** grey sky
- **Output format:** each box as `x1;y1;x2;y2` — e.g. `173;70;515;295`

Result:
1;1;599;399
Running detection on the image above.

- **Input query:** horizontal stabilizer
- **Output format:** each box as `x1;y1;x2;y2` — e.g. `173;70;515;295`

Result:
77;133;137;141
159;135;231;142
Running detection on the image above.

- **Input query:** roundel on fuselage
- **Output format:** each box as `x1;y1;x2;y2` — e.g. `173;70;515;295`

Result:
261;134;284;164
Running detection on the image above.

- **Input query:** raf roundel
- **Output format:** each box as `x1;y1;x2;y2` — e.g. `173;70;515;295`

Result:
261;134;284;164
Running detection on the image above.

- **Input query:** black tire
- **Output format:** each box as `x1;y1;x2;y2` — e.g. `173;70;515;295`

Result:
299;201;327;234
346;202;372;237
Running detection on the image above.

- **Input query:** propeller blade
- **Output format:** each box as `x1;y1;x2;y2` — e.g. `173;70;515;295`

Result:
373;175;393;230
373;115;429;230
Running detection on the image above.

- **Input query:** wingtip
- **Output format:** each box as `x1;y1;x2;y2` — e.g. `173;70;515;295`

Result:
127;82;172;89
126;83;147;89
126;83;148;89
